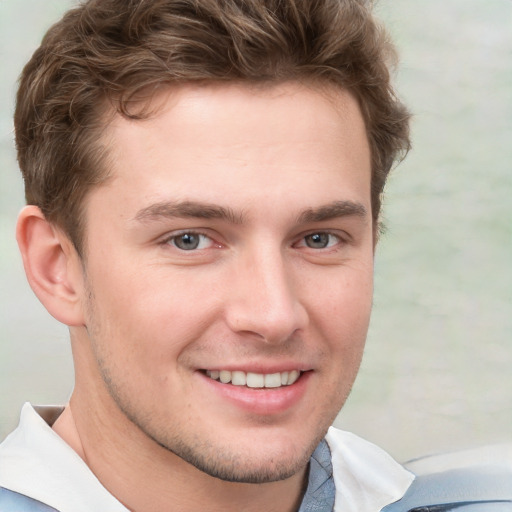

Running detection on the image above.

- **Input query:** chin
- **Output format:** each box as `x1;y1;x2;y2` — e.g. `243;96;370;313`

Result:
135;413;326;484
162;433;317;484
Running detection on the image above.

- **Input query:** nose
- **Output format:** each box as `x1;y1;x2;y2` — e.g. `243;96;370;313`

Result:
224;247;308;344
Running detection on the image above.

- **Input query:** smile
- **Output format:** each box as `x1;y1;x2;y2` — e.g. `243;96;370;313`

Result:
205;370;301;388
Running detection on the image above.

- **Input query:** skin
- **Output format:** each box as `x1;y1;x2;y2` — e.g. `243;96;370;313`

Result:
18;81;374;512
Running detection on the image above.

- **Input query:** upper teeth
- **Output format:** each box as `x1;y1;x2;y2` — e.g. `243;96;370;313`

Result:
206;370;300;388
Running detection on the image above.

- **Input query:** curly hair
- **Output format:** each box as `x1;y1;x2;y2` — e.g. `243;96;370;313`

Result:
15;0;410;254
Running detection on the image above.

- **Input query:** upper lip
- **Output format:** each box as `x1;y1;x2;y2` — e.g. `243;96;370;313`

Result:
198;362;313;374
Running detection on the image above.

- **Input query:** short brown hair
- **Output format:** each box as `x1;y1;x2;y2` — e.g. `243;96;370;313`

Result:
15;0;410;254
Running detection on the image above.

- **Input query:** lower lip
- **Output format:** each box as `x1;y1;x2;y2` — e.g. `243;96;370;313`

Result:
197;371;311;416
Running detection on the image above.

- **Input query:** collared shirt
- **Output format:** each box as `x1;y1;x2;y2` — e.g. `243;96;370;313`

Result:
0;403;414;511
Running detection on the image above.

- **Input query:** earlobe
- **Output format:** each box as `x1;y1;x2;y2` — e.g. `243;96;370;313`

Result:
16;205;85;326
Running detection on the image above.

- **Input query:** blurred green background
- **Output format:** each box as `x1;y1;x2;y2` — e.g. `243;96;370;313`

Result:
0;0;511;461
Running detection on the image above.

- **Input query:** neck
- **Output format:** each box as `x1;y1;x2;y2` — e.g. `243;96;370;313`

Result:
53;393;308;512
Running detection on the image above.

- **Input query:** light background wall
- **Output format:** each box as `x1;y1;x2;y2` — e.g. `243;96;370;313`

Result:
0;0;511;461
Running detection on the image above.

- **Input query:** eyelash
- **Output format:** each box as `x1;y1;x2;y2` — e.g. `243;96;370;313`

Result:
294;231;346;251
160;230;346;252
161;231;218;251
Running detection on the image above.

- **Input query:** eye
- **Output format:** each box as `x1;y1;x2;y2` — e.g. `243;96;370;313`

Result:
168;232;215;251
302;232;340;249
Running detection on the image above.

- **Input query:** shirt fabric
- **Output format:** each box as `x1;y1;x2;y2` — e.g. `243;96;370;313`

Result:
298;439;336;512
0;403;414;511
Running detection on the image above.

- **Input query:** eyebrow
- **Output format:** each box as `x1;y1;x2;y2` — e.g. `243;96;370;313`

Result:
133;200;244;224
133;199;367;226
296;200;368;224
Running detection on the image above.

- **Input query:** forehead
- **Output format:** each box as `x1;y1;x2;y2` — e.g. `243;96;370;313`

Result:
95;81;371;217
108;81;366;143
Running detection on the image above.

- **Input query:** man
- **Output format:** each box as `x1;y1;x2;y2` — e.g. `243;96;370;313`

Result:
0;0;415;510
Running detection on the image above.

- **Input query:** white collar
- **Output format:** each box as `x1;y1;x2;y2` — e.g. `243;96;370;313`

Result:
0;403;129;512
326;426;415;512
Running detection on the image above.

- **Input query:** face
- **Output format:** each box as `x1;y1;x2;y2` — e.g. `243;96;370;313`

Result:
74;82;374;483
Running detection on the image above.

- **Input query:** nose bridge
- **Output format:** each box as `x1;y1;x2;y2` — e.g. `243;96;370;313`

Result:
226;242;307;343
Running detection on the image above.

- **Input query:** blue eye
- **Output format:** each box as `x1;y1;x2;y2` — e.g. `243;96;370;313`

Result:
170;233;212;251
303;233;339;249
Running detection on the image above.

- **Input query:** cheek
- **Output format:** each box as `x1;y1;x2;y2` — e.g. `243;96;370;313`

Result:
306;266;373;395
305;263;373;338
85;264;222;368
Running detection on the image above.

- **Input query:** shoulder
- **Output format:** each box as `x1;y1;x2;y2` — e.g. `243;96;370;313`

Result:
0;487;59;511
381;444;512;512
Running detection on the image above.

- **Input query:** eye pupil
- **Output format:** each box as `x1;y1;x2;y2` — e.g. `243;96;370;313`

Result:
174;233;200;250
306;233;329;248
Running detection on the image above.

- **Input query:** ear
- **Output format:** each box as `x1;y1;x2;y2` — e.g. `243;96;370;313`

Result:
16;205;85;326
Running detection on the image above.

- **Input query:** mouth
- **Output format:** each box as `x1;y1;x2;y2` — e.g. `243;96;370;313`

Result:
200;368;311;415
204;369;301;389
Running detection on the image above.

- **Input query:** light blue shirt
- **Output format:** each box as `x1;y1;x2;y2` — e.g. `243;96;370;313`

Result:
299;439;336;512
